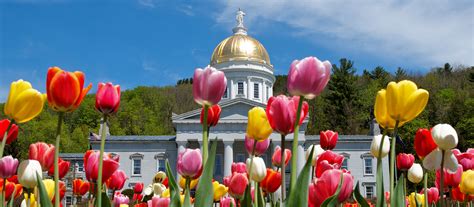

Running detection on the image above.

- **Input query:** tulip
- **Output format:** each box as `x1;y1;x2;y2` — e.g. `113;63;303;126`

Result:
315;150;344;178
431;124;458;150
4;181;22;201
200;104;221;127
306;144;325;166
244;135;270;156
320;130;338;150
84;150;120;182
147;196;171;207
40;179;56;201
22;192;37;207
247;107;273;141
374;89;398;130
153;171;167;183
414;128;438;159
423;148;458;172
435;164;462;191
48;158;70;179
453;148;474;171
28;142;55;171
260;168;281;193
106;170;128;191
193;66;227;106
407;163;423;184
384;80;429;123
397;153;415;171
460;170;474;195
246;157;267;182
0;156;18;178
17;160;42;189
177;149;203;179
46;67;92;112
72;179;90;196
53;181;66;203
95;82;121;115
134;182;144;194
0;120;19;145
265;95;309;135
114;193;130;207
4;79;45;123
420;187;439;205
178;177;199;190
213;181;228;201
287;56;331;99
452;185;467;202
272;146;291;167
220;196;236;207
310;169;354;206
227;172;248;199
384;192;390;205
408;193;425;207
231;162;246;174
370;134;390;158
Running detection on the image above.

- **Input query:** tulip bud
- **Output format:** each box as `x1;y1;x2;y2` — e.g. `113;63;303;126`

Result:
407;163;423;184
28;142;55;171
220;196;236;207
287;56;331;99
310;169;354;206
370;135;390;158
260;168;281;193
95;82;121;115
231;162;246;174
396;153;415;171
420;187;439;205
106;170;128;191
320;130;338;150
408;193;425;207
193;66;227;106
246;157;267;182
46;67;92;112
245;135;270;156
84;150;120;182
177;149;203;179
114;194;130;207
315;150;345;178
385;80;429;123
213;181;228;201
436;164;462;191
453;148;474;171
0;156;19;178
431;124;458;150
148;196;171;207
228;172;248;199
200;105;222;127
153;171;167;183
414;128;438;159
4;80;45;123
460;170;474;195
73;179;89;196
17;160;42;189
272;146;291;167
0;120;19;145
134;182;144;194
247;107;273;141
48;158;70;179
306;144;325;166
265;95;309;135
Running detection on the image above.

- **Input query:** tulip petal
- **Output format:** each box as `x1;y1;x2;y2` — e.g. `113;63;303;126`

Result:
423;149;442;171
401;89;429;122
444;150;459;173
10;89;45;123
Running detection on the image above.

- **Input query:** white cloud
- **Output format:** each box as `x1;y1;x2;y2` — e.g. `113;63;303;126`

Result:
176;4;195;16
214;0;474;67
137;0;156;8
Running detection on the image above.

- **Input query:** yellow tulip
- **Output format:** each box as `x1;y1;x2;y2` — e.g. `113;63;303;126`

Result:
4;80;45;123
385;80;429;123
162;188;170;198
246;107;273;141
179;177;199;189
212;181;228;201
408;192;425;207
23;193;37;207
460;170;474;195
34;179;55;201
119;205;129;207
374;89;398;129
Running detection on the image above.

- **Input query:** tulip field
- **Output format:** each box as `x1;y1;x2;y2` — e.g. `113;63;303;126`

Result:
0;57;473;207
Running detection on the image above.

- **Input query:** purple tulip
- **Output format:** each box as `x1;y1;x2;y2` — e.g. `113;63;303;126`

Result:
245;135;270;156
193;66;227;106
0;156;18;178
177;149;203;179
287;56;331;99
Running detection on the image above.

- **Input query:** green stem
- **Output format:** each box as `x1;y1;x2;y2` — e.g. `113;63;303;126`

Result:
376;131;387;207
202;105;209;166
54;112;64;207
97;115;108;207
184;178;191;206
0;121;13;158
280;134;286;202
248;141;257;207
440;150;445;207
27;191;31;207
389;121;399;205
254;181;259;207
1;176;6;207
423;170;428;207
289;96;304;192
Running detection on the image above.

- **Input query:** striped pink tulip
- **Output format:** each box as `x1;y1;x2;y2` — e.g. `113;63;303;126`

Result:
193;66;227;106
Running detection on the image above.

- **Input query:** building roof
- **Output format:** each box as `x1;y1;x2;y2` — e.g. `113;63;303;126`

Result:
59;153;84;159
305;135;373;141
89;134;176;142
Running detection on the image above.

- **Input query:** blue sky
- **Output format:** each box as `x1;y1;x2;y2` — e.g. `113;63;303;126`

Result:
1;0;473;101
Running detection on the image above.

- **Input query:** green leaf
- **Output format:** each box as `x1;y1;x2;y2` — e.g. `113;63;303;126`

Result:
376;156;386;207
194;138;218;207
121;189;134;199
320;172;344;207
100;191;112;207
256;183;265;207
353;181;370;207
183;179;192;207
286;146;314;207
36;172;53;207
391;173;406;207
165;160;182;207
241;184;252;207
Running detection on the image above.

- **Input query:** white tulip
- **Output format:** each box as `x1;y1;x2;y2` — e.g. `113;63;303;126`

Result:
18;160;42;189
144;185;153;196
246;157;267;182
443;150;459;173
431;124;458;150
423;148;459;173
153;183;166;196
306;144;325;166
407;163;423;184
370;135;390;158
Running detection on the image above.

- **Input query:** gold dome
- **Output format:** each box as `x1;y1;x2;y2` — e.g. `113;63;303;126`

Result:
210;34;271;66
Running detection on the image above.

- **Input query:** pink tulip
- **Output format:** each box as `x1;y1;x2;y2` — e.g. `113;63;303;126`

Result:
435;164;463;192
272;146;291;167
310;169;354;207
452;148;474;170
193;66;227;106
0;156;18;178
84;150;120;182
244;135;270;156
106;170;128;191
148;196;170;207
320;130;338;150
316;150;344;178
28;142;55;171
420;187;439;205
227;172;248;199
396;153;415;171
220;196;236;207
113;193;129;207
95;82;121;115
287;56;331;99
265;95;309;135
134;182;144;194
177;149;203;179
231;162;247;174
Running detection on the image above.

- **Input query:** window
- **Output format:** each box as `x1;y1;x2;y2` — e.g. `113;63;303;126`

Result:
342;158;348;170
364;158;373;175
223;87;228;98
253;83;259;98
77;161;84;172
132;158;142;175
66;196;73;205
365;185;374;198
236;154;245;162
157;159;166;172
238;82;244;95
215;154;223;176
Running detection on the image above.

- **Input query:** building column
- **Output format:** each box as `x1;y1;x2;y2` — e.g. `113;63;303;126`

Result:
223;141;234;177
297;142;305;174
247;78;251;99
262;81;267;102
230;79;234;99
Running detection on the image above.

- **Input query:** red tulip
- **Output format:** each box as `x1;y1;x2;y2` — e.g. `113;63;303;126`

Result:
271;146;291;167
320;130;338;150
266;95;309;135
414;128;438;159
95;82;121;115
231;162;247;174
451;185;474;202
244;135;270;156
0;119;19;145
420;187;439;205
1;180;22;201
134;182;144;194
133;193;143;202
310;169;354;207
162;177;169;188
287;56;331;99
72;179;90;196
316;150;344;178
200;105;221;127
7;175;18;184
52;181;66;203
84;150;120;182
106;170;128;191
227;172;248;199
28;142;55;171
193;66;227;106
46;67;92;112
134;203;146;207
435;164;463;192
260;168;281;193
396;153;415;171
452;148;474;171
48;158;70;179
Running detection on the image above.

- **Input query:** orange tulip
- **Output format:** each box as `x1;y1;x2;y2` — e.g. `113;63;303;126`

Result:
46;67;92;112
